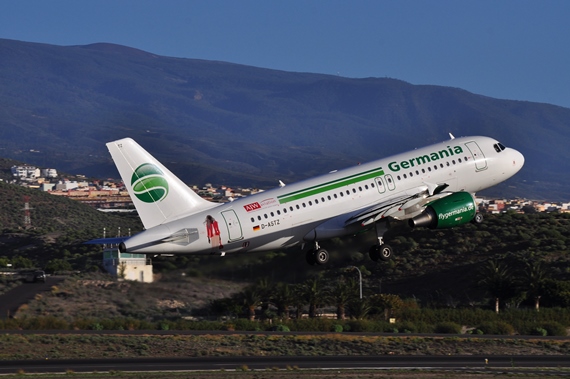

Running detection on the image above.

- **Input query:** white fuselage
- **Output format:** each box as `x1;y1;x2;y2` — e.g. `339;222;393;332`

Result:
122;136;524;255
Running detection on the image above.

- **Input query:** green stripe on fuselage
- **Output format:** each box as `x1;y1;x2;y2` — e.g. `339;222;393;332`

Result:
277;167;384;204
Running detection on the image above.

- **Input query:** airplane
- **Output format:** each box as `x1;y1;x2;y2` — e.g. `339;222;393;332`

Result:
89;134;524;265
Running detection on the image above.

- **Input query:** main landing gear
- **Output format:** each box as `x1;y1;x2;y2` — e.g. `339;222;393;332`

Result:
368;221;393;262
305;242;330;266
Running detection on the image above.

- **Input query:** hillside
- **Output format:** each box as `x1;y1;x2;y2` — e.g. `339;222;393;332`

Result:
0;181;143;270
0;39;568;199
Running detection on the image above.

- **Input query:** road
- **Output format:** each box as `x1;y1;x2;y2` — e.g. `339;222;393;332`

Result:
1;355;570;374
0;277;64;319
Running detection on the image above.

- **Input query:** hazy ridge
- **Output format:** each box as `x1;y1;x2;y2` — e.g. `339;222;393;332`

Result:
1;39;568;199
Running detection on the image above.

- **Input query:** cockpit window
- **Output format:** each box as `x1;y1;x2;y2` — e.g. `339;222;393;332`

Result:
493;143;506;153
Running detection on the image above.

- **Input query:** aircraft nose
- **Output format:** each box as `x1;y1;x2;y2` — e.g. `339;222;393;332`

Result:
510;148;525;173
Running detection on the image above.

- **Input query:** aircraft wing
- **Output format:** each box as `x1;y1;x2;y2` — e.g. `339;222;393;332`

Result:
345;183;450;227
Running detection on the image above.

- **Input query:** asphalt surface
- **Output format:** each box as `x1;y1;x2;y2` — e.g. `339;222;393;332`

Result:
0;277;64;319
1;355;570;374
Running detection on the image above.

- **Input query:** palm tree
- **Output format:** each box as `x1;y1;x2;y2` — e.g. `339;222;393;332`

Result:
253;277;274;317
297;277;330;318
330;277;358;320
272;282;295;319
521;260;549;312
477;259;516;314
348;298;372;320
238;286;262;321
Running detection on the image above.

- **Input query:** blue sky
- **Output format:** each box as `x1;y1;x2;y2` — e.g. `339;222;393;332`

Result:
2;0;570;108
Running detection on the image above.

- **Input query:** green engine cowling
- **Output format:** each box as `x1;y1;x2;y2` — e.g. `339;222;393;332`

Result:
409;191;477;229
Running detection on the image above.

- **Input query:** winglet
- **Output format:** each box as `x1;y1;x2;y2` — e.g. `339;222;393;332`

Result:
449;133;455;140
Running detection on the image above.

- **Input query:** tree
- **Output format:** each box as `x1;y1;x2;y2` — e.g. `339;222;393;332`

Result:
45;258;73;273
297;277;330;318
253;277;274;317
330;277;358;320
520;260;549;311
369;293;404;321
348;298;372;320
272;282;294;319
237;286;262;321
477;259;516;314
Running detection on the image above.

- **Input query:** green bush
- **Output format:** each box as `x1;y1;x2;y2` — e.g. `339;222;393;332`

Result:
531;327;548;336
477;321;515;335
345;319;374;332
233;318;260;331
331;324;343;333
540;321;567;336
434;322;462;334
273;324;290;332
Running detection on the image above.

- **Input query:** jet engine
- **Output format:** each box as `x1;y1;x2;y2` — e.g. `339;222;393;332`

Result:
409;192;477;229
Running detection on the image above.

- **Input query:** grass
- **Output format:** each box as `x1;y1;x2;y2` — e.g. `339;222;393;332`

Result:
0;333;569;361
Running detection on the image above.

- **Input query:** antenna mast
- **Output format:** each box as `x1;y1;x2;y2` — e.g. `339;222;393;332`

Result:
22;196;32;229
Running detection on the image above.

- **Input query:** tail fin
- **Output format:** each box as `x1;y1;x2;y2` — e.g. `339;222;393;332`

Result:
106;138;217;229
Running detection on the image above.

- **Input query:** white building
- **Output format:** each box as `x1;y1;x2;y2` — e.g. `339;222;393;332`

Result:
55;180;79;191
102;248;153;283
11;165;40;179
41;168;58;178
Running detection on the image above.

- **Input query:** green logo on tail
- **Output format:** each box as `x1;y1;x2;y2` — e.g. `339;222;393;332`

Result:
131;163;169;203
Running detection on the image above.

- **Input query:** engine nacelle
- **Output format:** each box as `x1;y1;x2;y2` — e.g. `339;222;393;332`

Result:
409;192;476;229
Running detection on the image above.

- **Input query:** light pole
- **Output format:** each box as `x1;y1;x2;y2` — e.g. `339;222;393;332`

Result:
347;266;362;299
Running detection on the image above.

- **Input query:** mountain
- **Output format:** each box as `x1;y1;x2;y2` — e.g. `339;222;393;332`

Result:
1;38;569;200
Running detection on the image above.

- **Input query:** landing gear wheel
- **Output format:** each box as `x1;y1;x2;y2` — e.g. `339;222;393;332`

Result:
378;244;393;261
472;213;484;224
314;248;330;265
306;249;316;266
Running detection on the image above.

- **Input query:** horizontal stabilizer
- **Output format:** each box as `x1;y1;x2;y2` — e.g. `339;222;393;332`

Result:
84;237;130;245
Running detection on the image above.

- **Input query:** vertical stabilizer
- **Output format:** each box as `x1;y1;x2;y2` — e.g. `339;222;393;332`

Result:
106;138;217;229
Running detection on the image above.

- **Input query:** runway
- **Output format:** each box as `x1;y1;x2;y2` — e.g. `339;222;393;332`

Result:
1;355;570;374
